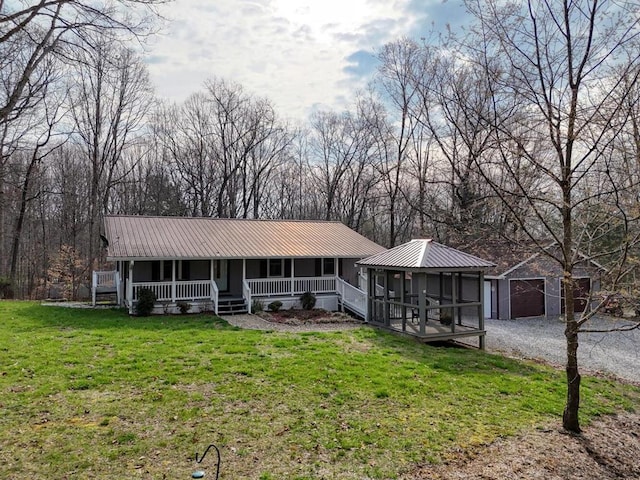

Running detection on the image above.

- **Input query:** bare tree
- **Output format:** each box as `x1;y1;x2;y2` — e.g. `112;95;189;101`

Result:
308;109;378;228
465;0;640;432
0;0;161;124
68;39;154;272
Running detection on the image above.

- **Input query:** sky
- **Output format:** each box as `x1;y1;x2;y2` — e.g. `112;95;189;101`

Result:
144;0;469;122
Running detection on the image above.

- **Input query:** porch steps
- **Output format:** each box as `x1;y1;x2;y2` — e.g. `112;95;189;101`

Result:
217;297;248;315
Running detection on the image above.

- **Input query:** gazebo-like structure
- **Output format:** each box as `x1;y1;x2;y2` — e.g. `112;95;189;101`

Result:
357;239;495;349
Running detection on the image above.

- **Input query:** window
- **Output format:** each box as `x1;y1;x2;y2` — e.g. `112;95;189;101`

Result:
268;259;283;277
163;260;172;280
177;260;191;280
322;258;335;276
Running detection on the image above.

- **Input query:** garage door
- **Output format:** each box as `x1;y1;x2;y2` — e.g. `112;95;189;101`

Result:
561;278;591;313
510;279;545;318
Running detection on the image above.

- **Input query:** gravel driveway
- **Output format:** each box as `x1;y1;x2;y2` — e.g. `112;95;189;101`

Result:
484;316;640;383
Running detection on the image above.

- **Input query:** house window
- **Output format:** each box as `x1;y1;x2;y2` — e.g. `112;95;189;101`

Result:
268;259;283;277
322;258;336;276
163;260;172;280
177;260;191;280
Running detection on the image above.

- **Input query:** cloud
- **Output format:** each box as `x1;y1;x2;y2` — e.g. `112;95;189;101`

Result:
144;0;470;121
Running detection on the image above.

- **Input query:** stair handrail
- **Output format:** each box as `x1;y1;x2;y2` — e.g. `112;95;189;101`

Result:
242;280;252;314
211;280;219;315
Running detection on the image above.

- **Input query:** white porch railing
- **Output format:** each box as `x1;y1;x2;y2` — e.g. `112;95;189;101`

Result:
336;277;367;318
132;280;213;302
243;280;252;313
92;270;120;306
247;276;337;297
211;279;219;315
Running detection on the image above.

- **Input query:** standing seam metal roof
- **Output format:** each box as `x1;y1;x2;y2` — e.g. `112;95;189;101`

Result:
357;239;495;269
104;215;386;260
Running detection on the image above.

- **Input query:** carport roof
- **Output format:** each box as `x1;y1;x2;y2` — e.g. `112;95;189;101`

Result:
356;239;495;270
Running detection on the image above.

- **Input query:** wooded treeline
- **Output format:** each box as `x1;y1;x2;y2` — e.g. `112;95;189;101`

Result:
2;1;640;305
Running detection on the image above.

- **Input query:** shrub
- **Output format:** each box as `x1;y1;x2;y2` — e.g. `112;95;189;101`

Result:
135;288;156;316
251;299;264;314
0;276;13;299
300;291;316;310
176;302;191;314
268;300;283;312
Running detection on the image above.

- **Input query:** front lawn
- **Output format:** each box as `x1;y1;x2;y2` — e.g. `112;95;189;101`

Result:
0;301;637;479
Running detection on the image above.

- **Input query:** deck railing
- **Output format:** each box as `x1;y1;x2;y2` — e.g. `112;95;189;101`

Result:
247;276;337;297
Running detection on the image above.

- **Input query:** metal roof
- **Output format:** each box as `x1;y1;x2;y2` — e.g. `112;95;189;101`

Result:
104;215;386;260
357;239;495;270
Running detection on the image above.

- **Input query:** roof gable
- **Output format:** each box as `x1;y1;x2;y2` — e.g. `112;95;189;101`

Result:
357;239;495;270
104;215;386;260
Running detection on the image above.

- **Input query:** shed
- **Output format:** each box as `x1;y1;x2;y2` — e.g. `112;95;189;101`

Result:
460;241;603;319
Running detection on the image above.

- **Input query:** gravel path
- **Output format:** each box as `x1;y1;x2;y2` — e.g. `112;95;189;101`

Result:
484;316;640;384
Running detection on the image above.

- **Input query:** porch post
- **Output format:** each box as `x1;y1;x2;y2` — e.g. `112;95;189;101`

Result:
479;271;485;350
418;273;427;335
171;260;176;303
383;270;390;326
242;258;246;284
211;259;215;282
400;271;406;332
291;258;295;296
451;273;457;333
127;260;134;314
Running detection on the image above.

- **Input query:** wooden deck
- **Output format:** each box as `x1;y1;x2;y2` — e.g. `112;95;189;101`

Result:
369;317;485;345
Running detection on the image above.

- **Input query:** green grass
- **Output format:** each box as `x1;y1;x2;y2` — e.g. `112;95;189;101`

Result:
0;301;638;479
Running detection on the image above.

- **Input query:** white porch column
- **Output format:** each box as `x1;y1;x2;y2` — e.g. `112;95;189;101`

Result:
290;258;295;295
127;260;134;314
171;260;176;303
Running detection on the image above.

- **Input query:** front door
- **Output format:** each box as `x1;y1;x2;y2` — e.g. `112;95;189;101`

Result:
214;259;228;292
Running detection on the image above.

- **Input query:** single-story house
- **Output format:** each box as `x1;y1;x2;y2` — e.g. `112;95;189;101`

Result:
357;239;495;349
93;215;386;315
460;241;602;319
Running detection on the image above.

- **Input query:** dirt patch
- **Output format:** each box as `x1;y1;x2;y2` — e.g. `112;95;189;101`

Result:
403;412;640;480
257;308;361;326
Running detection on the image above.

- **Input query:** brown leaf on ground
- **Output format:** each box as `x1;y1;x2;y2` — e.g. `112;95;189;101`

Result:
403;412;640;480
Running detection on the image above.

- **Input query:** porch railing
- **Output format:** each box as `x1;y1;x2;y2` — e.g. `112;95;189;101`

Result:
211;280;219;315
336;277;367;318
243;280;252;313
132;280;212;302
92;270;120;306
247;276;337;297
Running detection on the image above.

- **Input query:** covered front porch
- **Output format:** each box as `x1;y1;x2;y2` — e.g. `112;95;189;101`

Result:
94;256;362;315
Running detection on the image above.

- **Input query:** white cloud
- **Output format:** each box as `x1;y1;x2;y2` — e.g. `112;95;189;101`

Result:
145;0;433;121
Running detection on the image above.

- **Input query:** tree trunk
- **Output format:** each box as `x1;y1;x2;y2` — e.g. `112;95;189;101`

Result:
563;310;581;432
9;154;39;297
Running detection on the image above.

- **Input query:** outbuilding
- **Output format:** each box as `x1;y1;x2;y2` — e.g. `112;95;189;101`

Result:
357;239;495;349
